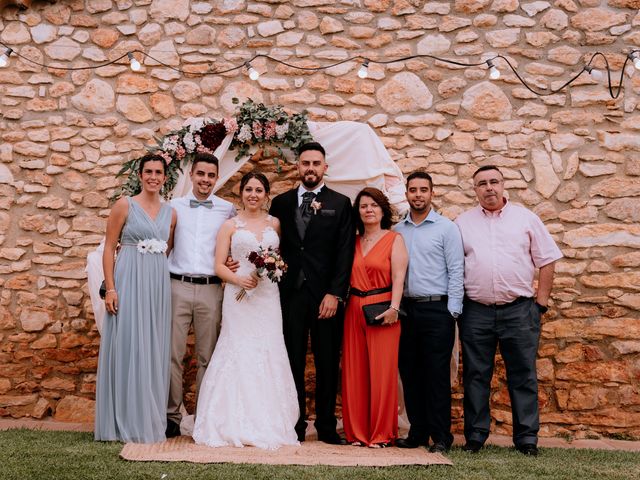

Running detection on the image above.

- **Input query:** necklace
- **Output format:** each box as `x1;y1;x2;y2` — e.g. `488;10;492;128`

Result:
362;230;384;243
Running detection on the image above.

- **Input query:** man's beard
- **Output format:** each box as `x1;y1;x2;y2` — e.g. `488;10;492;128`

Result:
302;172;321;188
409;200;429;213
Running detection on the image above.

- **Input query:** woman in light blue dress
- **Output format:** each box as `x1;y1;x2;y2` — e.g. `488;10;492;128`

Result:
95;154;177;443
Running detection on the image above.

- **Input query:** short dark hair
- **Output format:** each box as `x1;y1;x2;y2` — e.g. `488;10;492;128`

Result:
353;187;394;235
297;141;325;158
138;153;167;175
473;165;502;178
191;152;219;171
240;171;270;195
406;170;433;189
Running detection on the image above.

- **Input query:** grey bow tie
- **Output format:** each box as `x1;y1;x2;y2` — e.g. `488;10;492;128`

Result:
190;199;213;209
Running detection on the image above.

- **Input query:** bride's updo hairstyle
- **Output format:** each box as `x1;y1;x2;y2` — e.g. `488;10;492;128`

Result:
239;171;270;194
137;153;168;175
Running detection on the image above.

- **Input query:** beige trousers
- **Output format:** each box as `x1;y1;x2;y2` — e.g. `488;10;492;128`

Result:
167;279;223;424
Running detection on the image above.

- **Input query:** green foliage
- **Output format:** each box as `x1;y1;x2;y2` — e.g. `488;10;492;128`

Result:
229;98;313;166
111;100;313;202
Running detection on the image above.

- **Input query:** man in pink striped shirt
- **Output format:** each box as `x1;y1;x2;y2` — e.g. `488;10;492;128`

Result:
455;165;562;456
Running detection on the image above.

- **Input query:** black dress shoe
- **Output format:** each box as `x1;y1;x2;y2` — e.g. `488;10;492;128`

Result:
516;444;539;456
462;440;483;453
165;420;181;438
395;437;423;449
429;441;449;453
318;433;347;445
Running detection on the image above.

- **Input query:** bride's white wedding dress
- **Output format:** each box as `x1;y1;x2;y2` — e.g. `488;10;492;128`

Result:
192;216;299;450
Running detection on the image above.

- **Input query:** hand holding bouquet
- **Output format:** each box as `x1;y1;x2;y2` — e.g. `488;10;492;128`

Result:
236;247;288;301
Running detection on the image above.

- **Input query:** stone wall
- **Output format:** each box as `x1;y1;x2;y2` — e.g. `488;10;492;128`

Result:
0;0;639;437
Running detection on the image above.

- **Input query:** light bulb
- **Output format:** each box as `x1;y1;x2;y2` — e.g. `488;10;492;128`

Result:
633;55;640;71
248;66;260;81
245;61;260;81
588;67;603;82
486;59;500;80
357;61;369;79
128;52;141;71
0;48;13;68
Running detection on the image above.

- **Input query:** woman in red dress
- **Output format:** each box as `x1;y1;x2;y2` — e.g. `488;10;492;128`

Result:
342;187;408;447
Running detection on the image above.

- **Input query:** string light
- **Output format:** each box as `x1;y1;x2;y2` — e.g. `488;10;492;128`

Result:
0;41;637;100
357;60;369;79
628;52;640;71
128;52;141;72
486;59;500;80
245;61;260;81
0;47;12;68
585;65;604;83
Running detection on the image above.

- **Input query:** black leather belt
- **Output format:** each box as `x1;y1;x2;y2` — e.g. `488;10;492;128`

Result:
467;296;530;308
349;286;391;297
170;273;221;285
403;295;448;303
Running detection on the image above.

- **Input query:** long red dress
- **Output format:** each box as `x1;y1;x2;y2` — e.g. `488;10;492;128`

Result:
342;230;401;446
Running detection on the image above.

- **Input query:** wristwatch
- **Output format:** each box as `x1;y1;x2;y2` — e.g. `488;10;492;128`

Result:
535;302;548;314
332;294;344;304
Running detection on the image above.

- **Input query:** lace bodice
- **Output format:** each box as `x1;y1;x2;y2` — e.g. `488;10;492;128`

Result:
231;216;280;277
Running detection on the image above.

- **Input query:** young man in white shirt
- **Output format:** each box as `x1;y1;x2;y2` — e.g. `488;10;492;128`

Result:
166;153;236;437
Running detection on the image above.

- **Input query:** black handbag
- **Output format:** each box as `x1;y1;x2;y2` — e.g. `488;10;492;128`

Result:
99;281;107;299
362;302;404;326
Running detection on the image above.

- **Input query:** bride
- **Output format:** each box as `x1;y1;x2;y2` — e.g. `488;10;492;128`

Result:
192;172;299;449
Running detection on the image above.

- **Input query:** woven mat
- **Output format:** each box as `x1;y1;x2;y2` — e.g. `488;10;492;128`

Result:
120;436;452;467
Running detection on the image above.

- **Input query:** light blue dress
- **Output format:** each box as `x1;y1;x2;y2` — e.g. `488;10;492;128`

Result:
95;197;172;443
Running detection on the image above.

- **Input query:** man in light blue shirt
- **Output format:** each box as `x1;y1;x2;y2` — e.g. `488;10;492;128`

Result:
394;170;464;453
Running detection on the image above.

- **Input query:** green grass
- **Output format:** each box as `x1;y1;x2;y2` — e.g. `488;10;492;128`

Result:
1;429;638;480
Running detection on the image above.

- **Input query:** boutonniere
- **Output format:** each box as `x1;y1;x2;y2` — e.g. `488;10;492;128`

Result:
310;200;322;215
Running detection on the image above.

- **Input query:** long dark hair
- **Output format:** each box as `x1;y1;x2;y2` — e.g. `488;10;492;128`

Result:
240;171;270;194
353;187;394;235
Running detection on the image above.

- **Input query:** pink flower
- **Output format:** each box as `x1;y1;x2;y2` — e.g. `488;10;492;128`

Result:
252;121;263;139
159;151;173;165
264;121;276;140
196;145;214;154
176;146;186;160
224;117;238;134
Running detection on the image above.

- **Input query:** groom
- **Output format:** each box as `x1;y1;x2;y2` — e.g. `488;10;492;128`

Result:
270;141;355;445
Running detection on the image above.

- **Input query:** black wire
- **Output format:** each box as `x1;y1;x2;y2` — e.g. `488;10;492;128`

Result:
1;40;638;98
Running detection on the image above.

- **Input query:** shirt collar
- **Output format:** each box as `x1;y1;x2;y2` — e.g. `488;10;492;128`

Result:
402;207;439;226
298;183;324;198
480;197;509;217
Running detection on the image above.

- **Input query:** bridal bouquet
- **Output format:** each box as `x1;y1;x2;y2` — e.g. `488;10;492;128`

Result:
236;247;288;301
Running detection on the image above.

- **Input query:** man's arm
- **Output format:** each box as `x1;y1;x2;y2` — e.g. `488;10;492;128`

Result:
444;222;465;316
536;261;556;307
328;196;355;300
319;197;354;319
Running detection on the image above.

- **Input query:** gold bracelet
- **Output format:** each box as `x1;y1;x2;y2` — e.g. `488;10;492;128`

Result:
389;305;400;312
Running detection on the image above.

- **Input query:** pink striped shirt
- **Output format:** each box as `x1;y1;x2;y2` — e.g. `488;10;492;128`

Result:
454;200;562;305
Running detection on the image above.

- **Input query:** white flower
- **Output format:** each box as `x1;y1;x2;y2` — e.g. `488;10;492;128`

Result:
237;124;253;143
183;131;196;152
185;117;205;133
162;135;178;153
275;122;289;139
137;238;168;254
